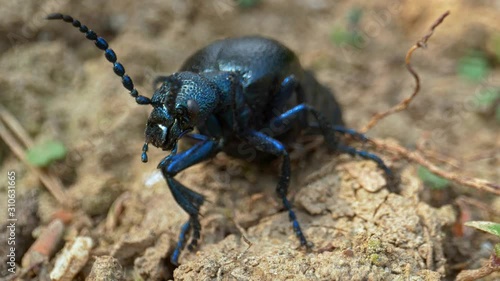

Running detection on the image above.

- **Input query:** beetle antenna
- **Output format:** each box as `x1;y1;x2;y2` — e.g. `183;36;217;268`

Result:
46;13;151;105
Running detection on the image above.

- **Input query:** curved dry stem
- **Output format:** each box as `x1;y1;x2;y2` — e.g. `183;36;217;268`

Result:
456;254;500;281
360;11;450;133
357;11;499;195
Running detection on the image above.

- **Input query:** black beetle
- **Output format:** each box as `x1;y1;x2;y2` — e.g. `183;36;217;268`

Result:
47;13;391;265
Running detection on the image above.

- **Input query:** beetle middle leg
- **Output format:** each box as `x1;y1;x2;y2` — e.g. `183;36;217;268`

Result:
241;130;310;247
158;137;222;265
266;75;337;144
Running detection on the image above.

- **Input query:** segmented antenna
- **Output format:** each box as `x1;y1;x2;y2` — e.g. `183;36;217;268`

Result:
46;13;151;105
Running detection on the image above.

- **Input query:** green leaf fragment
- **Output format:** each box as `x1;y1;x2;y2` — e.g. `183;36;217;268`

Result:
495;243;500;258
331;27;348;45
347;8;363;25
417;166;449;190
26;140;67;167
457;51;490;82
490;33;500;61
331;26;364;47
237;0;260;8
464;221;500;238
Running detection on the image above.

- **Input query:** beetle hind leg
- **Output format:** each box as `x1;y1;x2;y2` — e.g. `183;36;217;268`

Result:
270;75;392;177
331;125;369;142
325;124;392;177
309;123;392;177
337;143;392;177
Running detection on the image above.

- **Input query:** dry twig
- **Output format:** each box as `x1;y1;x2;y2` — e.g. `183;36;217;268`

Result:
105;192;131;231
416;135;461;169
456;254;500;281
456;196;500;217
370;138;500;195
0;105;71;206
356;11;500;195
21;219;65;268
360;11;450;133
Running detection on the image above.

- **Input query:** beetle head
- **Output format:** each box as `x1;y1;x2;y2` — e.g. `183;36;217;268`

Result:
141;75;200;162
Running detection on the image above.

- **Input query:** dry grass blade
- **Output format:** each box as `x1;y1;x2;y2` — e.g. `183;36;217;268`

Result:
370;138;500;195
0;105;71;206
0;106;34;148
416;135;461;169
360;11;450;133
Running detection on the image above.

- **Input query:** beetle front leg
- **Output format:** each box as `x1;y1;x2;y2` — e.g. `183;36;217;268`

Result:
242;130;310;248
158;137;222;265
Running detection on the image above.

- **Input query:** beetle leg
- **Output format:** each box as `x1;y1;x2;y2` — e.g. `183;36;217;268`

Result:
309;123;369;142
185;133;211;141
336;143;392;176
271;75;298;111
228;73;246;133
159;138;222;265
268;107;392;177
265;104;337;145
308;123;391;176
331;125;369;142
267;75;307;126
241;130;310;248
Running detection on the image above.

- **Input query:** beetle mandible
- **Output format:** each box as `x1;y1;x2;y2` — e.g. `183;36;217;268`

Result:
47;13;391;265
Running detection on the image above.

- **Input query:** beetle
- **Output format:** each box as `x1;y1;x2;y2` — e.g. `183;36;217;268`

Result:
47;13;391;265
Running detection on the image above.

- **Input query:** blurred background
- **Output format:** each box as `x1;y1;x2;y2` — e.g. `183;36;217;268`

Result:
0;0;499;279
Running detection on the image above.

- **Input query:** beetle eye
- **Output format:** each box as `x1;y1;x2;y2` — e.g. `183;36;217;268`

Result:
187;99;199;120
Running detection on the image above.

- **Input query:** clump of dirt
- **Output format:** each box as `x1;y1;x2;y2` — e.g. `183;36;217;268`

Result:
171;158;455;280
86;255;125;281
30;152;456;280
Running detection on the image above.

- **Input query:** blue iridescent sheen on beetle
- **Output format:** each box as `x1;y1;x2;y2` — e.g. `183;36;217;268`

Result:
47;13;392;265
